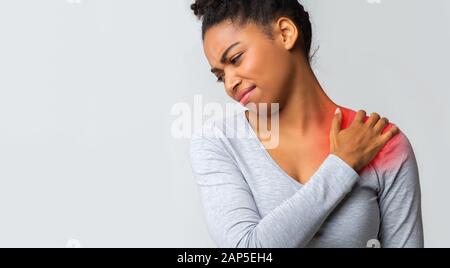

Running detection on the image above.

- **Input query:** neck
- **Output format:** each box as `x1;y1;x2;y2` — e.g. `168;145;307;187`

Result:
245;57;340;139
278;64;338;137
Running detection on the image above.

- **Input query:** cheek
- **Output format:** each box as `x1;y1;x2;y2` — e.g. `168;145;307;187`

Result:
243;47;292;102
239;49;265;79
242;47;282;82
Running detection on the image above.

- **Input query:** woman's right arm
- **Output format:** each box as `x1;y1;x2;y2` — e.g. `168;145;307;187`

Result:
190;109;399;248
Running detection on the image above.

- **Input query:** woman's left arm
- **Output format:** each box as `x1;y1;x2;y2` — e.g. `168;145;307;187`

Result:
377;130;424;248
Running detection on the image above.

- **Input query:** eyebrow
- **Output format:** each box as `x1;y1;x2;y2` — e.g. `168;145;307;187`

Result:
210;41;241;74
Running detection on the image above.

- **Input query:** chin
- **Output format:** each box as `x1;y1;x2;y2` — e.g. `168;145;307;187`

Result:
246;100;280;115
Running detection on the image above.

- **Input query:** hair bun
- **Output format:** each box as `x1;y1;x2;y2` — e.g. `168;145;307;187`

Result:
190;3;201;16
191;0;224;18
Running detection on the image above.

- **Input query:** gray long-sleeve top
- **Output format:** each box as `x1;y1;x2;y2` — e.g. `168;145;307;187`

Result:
189;109;424;248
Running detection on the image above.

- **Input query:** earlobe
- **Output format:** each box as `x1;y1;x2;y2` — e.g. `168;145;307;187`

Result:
276;17;299;51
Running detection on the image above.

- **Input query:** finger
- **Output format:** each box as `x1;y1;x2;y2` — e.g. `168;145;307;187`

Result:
366;112;381;127
331;107;342;135
380;125;399;143
374;117;389;134
352;110;366;125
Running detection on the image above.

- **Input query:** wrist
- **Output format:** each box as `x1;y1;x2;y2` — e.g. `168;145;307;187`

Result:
331;152;358;171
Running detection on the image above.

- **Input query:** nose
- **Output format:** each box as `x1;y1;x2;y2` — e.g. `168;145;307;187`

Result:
224;71;241;95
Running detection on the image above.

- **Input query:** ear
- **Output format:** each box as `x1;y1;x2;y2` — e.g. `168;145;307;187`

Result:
274;17;299;51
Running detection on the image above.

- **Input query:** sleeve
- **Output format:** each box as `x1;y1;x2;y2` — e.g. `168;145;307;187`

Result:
376;131;424;248
189;128;360;248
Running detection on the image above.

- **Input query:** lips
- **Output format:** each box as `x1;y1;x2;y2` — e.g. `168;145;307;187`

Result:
234;85;256;103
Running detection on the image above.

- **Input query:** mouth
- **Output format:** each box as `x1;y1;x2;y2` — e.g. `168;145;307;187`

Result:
235;85;256;105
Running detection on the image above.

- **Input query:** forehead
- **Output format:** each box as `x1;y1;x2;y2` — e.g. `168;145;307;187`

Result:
203;20;262;67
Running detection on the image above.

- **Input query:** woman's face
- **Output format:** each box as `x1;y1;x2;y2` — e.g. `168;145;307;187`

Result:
203;19;300;111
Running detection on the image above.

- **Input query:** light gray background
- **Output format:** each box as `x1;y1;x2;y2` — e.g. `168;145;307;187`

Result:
0;0;448;247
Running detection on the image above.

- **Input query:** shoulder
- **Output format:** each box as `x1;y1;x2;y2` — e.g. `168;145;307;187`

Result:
189;111;245;171
372;129;415;172
190;110;243;148
340;107;415;171
189;112;250;187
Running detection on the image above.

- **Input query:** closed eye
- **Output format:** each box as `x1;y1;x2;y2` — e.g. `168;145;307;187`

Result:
214;52;244;83
230;52;243;65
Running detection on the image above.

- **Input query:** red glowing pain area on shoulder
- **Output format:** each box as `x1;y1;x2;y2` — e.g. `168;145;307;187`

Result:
339;108;409;172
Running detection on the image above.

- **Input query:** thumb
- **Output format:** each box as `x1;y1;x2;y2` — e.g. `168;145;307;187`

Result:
331;107;342;135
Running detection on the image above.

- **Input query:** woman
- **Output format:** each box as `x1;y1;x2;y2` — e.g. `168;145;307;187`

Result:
189;0;424;248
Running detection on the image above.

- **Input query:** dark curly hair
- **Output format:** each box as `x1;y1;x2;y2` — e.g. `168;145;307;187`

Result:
191;0;313;61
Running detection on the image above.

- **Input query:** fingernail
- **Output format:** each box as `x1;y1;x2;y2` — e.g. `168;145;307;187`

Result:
335;108;341;115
